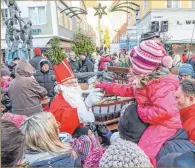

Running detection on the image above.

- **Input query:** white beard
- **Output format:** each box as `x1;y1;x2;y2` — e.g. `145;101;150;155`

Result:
58;84;95;123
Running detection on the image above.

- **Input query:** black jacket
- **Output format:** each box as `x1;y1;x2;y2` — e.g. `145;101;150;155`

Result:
34;70;56;97
156;128;195;163
80;57;94;73
68;58;80;73
29;55;53;71
8;63;17;78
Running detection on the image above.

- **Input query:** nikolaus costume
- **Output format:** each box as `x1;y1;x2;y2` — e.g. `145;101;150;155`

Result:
49;59;99;134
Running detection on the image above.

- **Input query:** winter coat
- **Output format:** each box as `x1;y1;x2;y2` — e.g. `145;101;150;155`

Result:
96;75;182;166
1;77;11;94
181;54;188;63
8;63;17;78
118;59;128;68
180;104;195;142
29;55;53;71
99;56;111;70
8;61;47;117
156;128;195;163
34;70;56;97
157;150;195;167
68;58;80;73
173;55;182;67
22;149;81;167
49;93;83;134
187;56;195;72
80;57;94;73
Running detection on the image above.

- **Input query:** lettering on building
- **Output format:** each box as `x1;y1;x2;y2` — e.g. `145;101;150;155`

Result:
186;20;195;25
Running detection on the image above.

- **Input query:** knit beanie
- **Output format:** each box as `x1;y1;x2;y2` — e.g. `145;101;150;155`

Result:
39;59;49;68
118;104;149;143
1;65;10;77
179;63;194;77
99;140;153;167
162;56;173;68
34;48;41;56
130;40;167;75
72;126;89;138
83;147;107;168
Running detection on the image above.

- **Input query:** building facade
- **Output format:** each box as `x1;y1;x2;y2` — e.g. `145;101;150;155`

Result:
1;0;94;55
119;0;195;52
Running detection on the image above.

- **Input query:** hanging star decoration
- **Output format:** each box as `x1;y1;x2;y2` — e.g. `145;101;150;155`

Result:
94;3;107;19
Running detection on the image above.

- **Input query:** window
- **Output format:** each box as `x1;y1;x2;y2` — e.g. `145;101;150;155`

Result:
191;0;195;8
1;8;18;26
57;8;63;27
64;14;70;29
143;0;147;13
58;8;72;30
69;18;72;30
172;1;180;8
29;7;46;25
167;0;172;8
167;0;180;8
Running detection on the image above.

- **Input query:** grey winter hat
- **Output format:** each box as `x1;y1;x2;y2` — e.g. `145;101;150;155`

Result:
99;140;152;168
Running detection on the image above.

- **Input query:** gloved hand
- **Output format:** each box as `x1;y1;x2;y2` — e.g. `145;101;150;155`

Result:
85;88;104;108
95;82;108;89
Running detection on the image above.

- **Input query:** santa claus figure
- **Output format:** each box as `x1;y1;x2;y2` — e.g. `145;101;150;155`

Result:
49;59;104;134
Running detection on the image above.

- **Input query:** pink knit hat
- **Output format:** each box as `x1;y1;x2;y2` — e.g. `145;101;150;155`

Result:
162;56;173;68
130;40;167;75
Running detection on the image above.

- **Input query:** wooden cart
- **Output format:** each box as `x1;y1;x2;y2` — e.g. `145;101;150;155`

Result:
92;97;135;131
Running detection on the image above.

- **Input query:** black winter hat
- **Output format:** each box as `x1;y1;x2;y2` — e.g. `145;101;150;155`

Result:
118;103;149;144
40;59;49;68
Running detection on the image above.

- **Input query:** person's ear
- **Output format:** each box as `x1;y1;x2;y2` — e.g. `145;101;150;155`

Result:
189;96;195;103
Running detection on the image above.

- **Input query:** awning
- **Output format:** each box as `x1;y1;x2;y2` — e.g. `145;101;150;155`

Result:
33;38;51;48
165;39;195;44
1;37;51;49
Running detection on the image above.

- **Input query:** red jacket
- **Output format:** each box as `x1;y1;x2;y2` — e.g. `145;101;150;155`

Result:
181;54;188;63
180;104;195;142
49;93;82;134
99;56;111;70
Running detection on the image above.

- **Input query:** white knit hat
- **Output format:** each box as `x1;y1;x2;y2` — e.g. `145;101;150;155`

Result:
99;140;153;167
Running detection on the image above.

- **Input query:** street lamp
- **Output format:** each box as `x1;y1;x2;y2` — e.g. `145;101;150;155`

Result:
114;29;120;43
135;6;140;44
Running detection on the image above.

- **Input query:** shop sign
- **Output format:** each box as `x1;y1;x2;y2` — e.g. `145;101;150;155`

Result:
32;29;41;35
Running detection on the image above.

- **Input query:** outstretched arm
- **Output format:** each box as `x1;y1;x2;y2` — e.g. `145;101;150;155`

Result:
95;82;134;97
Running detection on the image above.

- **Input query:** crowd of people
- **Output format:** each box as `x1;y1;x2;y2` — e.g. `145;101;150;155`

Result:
1;36;195;167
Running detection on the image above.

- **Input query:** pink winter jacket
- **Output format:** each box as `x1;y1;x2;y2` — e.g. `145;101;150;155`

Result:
99;56;111;70
96;75;182;166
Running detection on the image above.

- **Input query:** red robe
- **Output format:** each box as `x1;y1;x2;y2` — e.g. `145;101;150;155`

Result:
180;104;195;142
49;93;82;134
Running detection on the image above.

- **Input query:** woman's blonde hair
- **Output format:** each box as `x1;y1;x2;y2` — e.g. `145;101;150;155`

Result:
20;112;72;154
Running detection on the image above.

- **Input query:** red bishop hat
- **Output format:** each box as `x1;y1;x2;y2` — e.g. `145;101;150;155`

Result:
53;59;75;83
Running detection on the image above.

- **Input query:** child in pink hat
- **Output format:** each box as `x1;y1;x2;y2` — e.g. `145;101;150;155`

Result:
95;40;182;166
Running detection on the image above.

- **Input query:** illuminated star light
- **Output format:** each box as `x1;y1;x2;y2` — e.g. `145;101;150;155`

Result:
94;3;107;19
